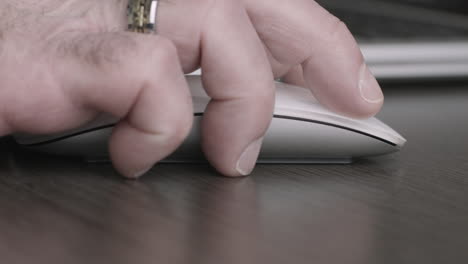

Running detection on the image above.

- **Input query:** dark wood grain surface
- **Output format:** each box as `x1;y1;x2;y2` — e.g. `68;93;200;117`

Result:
1;82;468;264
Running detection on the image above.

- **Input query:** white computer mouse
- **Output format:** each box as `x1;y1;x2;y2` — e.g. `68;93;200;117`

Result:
14;75;406;164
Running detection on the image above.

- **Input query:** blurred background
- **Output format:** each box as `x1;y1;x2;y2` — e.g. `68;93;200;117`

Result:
392;0;468;14
316;0;468;81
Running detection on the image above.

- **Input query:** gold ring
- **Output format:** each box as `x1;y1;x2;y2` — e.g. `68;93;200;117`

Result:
127;0;159;34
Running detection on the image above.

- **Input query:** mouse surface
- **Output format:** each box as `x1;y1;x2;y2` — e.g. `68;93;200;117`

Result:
14;75;406;164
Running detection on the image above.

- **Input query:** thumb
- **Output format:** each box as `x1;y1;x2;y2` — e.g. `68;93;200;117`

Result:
52;32;193;178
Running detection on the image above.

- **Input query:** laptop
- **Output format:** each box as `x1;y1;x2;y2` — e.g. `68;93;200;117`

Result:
318;0;468;80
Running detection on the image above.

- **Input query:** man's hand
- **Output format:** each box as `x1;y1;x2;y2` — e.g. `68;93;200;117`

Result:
0;0;384;178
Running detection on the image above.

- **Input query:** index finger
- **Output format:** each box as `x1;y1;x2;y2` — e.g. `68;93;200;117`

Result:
246;0;384;118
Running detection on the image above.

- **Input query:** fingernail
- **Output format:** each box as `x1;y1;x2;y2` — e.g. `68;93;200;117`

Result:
359;64;384;104
236;137;264;176
131;167;152;179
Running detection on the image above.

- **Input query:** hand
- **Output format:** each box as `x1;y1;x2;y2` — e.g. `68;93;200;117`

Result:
0;0;383;178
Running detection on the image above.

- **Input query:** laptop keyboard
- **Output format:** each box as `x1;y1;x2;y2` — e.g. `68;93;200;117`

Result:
327;7;468;41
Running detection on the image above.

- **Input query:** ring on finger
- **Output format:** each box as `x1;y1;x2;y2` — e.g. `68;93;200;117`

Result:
127;0;159;34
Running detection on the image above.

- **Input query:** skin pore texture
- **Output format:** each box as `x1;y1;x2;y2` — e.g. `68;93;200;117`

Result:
0;0;384;178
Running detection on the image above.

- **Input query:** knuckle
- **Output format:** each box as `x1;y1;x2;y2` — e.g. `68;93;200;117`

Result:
322;16;352;42
148;37;178;66
159;112;193;146
251;80;276;102
139;36;182;81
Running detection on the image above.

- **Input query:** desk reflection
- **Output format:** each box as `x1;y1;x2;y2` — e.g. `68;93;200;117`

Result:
0;150;382;264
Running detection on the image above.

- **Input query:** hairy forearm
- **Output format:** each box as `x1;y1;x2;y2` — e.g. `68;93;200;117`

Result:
0;0;127;35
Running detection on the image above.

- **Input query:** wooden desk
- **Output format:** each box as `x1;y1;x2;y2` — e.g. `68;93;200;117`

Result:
1;82;468;264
